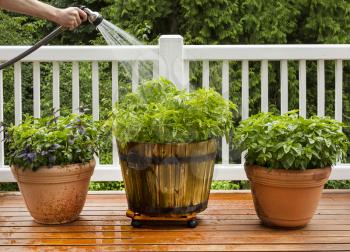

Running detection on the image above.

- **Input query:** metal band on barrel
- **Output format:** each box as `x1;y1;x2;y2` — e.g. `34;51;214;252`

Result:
119;152;217;166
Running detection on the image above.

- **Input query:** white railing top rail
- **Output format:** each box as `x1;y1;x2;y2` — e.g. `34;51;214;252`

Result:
0;35;349;182
184;44;350;60
0;46;158;61
3;44;350;62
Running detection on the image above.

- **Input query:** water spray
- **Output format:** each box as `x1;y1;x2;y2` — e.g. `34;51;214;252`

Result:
0;7;104;71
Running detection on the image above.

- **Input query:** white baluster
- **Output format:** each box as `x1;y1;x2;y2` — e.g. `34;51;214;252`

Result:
222;60;229;165
153;60;159;79
92;61;99;165
52;61;60;116
261;60;268;112
241;60;249;165
183;60;190;92
112;61;119;165
132;61;139;92
33;62;40;118
317;59;325;116
335;60;343;122
299;60;307;117
202;60;209;89
72;61;79;114
280;60;288;114
14;62;22;125
242;60;249;120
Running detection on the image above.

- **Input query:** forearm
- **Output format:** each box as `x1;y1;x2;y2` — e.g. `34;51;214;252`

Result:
0;0;60;23
0;0;87;30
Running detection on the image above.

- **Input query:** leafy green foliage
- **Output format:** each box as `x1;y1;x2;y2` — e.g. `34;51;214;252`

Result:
325;180;350;189
0;183;19;191
4;113;104;170
211;181;250;190
111;78;237;146
234;111;349;170
89;181;125;190
0;12;34;45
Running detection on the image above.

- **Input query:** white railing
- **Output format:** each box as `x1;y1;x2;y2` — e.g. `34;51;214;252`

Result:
0;35;349;182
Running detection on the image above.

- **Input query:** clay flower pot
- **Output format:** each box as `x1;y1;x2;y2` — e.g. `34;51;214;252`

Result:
245;165;331;228
11;160;95;224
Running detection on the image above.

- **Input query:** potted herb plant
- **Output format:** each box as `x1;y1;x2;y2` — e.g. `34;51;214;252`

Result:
5;113;101;224
111;77;236;227
234;111;349;228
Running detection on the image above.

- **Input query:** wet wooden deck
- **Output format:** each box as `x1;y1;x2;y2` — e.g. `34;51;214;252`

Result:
1;190;350;251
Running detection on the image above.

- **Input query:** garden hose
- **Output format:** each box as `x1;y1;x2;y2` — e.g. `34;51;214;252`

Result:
0;7;103;71
0;26;64;71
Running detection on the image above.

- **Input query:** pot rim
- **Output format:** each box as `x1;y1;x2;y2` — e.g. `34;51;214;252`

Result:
118;138;218;147
11;159;96;184
244;165;332;188
11;159;96;172
245;164;331;173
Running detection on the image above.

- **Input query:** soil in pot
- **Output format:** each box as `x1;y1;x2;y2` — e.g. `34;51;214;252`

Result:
245;165;331;228
11;160;95;224
118;139;218;216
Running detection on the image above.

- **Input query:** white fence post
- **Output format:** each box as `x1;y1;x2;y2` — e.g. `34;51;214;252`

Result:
159;35;184;89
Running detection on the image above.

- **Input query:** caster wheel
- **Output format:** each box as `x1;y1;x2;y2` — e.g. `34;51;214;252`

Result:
187;219;198;228
131;220;142;228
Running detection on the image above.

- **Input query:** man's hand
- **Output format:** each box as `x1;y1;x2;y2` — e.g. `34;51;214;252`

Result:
55;7;87;30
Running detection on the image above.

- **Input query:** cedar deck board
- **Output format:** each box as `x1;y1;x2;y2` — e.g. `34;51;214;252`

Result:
0;190;350;251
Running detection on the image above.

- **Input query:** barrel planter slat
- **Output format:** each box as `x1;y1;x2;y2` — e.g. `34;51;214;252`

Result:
118;139;218;219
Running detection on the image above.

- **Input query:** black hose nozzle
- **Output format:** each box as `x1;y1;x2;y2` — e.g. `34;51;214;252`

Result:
80;6;104;27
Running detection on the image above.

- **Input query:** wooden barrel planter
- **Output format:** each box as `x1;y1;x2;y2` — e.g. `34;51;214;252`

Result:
118;139;218;227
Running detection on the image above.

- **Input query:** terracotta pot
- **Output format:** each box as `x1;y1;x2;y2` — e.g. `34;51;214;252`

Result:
245;165;331;228
11;160;95;224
